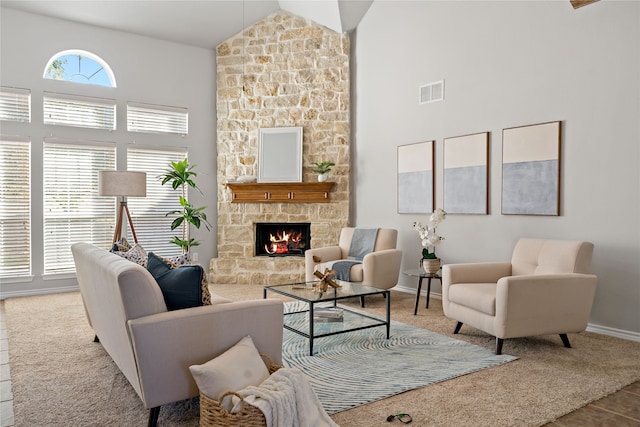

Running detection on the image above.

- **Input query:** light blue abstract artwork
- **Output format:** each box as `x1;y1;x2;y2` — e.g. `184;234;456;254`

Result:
443;132;488;214
501;121;561;216
398;141;434;214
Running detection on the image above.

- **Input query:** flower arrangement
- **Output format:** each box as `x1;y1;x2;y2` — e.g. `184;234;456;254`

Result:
413;208;447;259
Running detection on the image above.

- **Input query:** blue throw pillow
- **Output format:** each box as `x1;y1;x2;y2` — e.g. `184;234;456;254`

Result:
147;252;204;311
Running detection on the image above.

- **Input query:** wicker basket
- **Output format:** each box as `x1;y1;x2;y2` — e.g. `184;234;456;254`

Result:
199;354;281;427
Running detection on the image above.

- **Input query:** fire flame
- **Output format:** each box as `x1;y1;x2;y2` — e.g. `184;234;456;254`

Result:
264;229;302;255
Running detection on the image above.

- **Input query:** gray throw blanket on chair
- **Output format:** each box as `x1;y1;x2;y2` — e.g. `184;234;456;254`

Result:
332;228;379;281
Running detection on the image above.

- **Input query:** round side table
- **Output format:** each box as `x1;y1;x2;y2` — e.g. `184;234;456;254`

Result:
403;268;442;315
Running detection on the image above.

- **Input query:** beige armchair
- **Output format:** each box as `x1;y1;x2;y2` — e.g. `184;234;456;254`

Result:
442;238;597;355
305;228;402;303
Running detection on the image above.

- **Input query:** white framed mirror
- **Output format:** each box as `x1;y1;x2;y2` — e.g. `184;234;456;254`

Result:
258;126;303;182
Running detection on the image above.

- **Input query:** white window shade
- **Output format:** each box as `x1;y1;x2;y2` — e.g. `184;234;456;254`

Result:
127;147;187;257
0;87;31;123
127;102;188;135
43;139;116;274
0;136;31;277
43;92;116;130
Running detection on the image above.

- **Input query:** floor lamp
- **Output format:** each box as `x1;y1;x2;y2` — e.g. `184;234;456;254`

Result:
99;171;147;245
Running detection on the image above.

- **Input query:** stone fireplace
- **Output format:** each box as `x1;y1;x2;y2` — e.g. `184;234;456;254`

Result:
209;12;351;285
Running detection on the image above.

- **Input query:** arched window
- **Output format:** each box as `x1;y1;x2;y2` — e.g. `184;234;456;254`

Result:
43;50;116;87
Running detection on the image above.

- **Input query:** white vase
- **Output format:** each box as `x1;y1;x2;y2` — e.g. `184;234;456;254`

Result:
317;173;328;182
421;258;441;275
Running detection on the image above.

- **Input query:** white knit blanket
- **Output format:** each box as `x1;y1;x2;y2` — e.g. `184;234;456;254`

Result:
235;367;338;427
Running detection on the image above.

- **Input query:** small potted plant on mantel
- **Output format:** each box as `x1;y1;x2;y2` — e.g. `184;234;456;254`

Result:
312;160;335;182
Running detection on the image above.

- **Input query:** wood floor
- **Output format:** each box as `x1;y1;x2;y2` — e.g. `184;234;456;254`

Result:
0;299;638;426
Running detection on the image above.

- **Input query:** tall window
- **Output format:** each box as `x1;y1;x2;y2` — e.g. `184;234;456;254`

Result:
43;92;116;130
43;50;116;88
127;102;188;136
0;87;31;123
0;137;31;278
43;140;116;274
127;148;187;257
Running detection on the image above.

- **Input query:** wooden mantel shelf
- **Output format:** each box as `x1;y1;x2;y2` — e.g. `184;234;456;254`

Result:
226;182;335;203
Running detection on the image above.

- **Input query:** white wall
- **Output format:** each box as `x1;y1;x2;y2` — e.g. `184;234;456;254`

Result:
353;1;640;336
0;8;217;297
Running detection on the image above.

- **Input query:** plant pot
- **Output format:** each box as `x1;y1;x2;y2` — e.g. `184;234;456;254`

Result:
317;173;328;182
421;258;441;274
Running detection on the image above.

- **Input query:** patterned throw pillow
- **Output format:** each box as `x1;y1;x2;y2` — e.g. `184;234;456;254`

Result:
110;237;132;253
168;253;191;267
112;244;148;267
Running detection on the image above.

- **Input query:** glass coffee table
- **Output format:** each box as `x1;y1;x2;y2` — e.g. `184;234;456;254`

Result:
264;281;390;356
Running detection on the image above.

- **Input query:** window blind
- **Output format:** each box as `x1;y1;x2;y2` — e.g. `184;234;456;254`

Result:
43;139;116;274
127;102;188;135
0;137;31;277
43;92;116;130
127;147;187;257
0;87;31;123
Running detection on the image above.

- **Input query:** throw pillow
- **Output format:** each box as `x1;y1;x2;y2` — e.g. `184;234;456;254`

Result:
150;252;212;306
168;252;191;267
189;335;270;401
112;243;148;267
110;237;132;253
147;252;204;310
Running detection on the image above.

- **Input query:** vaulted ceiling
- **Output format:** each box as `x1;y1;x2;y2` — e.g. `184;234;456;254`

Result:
1;0;374;50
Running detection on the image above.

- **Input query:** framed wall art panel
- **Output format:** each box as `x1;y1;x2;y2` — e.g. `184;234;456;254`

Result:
397;141;434;214
443;132;489;214
258;127;303;182
501;121;561;216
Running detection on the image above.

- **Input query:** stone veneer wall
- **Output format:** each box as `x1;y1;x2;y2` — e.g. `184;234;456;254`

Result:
210;12;351;285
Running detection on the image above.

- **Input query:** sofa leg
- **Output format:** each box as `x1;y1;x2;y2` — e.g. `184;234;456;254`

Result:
453;321;463;334
560;333;572;348
148;406;160;427
496;338;504;355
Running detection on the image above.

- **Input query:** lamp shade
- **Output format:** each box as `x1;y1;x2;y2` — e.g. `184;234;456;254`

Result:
99;171;147;197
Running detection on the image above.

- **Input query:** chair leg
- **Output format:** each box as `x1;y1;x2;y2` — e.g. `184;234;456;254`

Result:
496;338;504;355
453;321;463;334
360;295;365;307
559;333;572;348
93;335;100;343
148;407;160;427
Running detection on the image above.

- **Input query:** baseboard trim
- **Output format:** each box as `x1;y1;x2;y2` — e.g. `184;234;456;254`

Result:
0;285;79;300
586;323;640;343
393;284;640;343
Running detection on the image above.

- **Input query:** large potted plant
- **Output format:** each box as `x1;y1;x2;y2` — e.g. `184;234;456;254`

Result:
159;158;211;254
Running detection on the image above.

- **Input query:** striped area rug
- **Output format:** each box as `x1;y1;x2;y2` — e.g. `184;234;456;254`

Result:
282;302;517;415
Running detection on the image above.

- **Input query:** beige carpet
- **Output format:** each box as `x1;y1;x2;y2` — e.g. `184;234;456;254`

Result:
6;284;640;427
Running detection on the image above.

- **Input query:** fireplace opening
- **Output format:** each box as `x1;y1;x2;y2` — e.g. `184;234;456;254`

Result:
255;222;311;257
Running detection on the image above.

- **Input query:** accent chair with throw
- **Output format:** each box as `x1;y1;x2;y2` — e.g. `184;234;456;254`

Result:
442;238;597;355
305;227;403;299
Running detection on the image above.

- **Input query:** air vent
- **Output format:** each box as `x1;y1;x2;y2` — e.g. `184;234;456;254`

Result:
419;80;444;104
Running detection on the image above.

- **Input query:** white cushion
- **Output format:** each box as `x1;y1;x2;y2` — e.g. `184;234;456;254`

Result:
189;335;270;400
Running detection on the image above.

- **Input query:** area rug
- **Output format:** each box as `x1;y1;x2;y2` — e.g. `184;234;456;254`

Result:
282;302;517;414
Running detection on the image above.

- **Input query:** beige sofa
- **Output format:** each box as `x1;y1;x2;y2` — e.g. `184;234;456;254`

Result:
442;238;597;354
71;242;284;426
